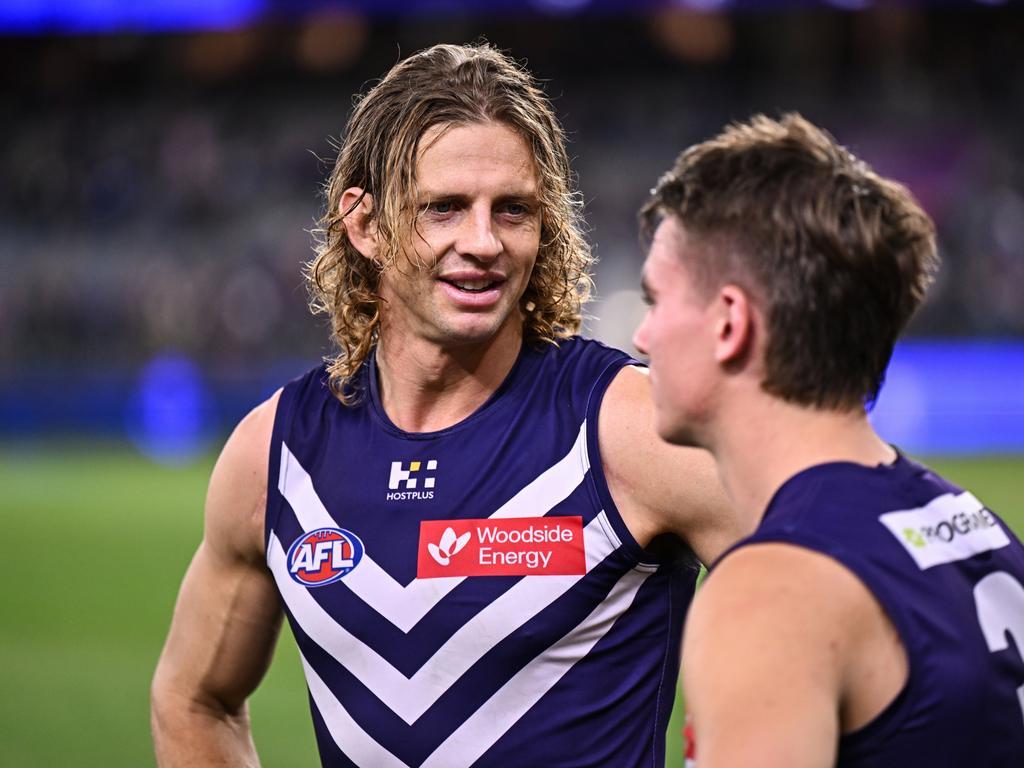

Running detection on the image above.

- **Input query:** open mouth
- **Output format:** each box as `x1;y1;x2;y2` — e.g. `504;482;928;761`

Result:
440;277;502;294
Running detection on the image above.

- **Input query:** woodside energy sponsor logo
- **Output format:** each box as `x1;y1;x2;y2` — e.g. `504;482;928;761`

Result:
417;516;587;578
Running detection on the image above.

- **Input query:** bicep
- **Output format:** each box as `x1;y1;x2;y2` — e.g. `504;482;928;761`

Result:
155;539;283;714
682;546;851;768
154;392;283;714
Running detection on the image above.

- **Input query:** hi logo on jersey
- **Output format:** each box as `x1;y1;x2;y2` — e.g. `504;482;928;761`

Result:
287;527;364;587
387;459;438;501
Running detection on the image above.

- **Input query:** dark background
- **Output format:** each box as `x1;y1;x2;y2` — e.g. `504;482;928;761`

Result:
2;0;1023;453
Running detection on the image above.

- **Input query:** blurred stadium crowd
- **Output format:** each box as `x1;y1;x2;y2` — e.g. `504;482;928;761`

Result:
2;5;1022;383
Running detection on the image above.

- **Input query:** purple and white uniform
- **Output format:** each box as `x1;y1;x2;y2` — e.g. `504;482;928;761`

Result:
266;337;697;767
716;455;1024;767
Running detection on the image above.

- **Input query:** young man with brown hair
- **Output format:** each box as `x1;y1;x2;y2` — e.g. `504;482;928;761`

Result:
151;43;741;767
635;113;1024;767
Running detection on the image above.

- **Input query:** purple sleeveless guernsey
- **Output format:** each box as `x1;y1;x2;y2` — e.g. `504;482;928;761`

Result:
715;454;1024;767
265;337;698;768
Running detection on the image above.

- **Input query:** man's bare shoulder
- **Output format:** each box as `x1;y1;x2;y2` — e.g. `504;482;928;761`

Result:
691;541;907;729
685;542;894;710
691;542;872;637
598;365;687;497
682;543;880;767
204;389;282;563
597;364;655;453
597;366;736;562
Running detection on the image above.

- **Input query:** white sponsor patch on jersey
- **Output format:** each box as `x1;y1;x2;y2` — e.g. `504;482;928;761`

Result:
880;491;1011;570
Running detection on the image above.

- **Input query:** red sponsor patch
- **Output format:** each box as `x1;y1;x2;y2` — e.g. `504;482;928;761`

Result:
417;516;586;578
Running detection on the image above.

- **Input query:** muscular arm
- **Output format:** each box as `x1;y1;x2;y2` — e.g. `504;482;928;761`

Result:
151;391;283;767
599;366;748;564
682;543;906;768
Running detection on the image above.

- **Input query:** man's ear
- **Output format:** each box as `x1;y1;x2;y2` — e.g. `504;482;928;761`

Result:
339;187;378;260
714;284;755;366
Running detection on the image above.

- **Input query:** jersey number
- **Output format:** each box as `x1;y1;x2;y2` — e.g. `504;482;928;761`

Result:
974;571;1024;727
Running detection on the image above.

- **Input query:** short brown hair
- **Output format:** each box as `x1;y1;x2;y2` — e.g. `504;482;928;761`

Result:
308;43;592;403
642;113;938;409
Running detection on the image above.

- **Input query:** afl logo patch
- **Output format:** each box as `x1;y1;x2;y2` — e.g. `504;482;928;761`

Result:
287;527;364;587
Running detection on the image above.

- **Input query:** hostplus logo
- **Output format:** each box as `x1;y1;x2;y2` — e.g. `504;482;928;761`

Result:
387;459;437;501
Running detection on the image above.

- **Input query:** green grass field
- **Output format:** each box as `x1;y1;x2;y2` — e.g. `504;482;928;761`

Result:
1;444;1020;768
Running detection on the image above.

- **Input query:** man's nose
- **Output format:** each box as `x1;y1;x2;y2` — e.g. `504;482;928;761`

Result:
633;314;650;356
456;208;502;261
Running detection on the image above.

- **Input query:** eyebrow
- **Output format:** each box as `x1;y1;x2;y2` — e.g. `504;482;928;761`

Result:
416;190;540;206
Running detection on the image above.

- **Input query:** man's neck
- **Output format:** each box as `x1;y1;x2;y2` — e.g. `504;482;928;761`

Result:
710;394;897;527
374;323;524;433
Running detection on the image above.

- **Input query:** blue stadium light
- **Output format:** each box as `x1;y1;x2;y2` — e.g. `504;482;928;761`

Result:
871;340;1024;455
0;0;266;34
0;0;1007;32
125;353;214;465
529;0;593;13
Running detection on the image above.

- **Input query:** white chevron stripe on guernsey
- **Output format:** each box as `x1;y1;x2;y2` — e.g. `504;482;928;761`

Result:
485;420;590;520
268;512;619;725
296;566;652;768
420;567;652;767
300;653;410;768
276;421;591;633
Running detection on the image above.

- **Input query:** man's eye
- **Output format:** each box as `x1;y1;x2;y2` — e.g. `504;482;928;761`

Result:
504;203;529;216
427;201;454;214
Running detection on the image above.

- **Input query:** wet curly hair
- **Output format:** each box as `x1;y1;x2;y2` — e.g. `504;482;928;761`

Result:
307;43;592;404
